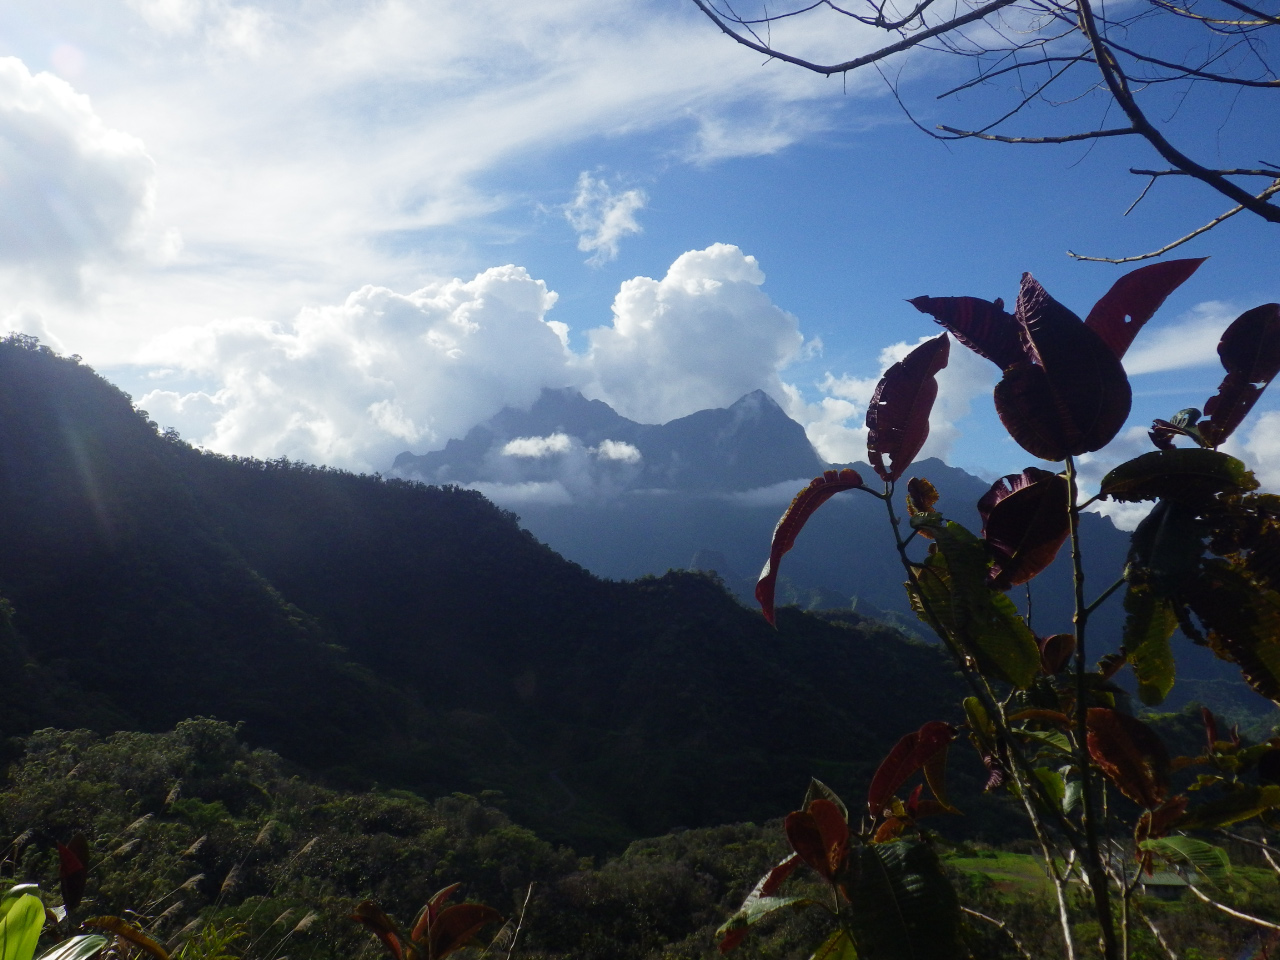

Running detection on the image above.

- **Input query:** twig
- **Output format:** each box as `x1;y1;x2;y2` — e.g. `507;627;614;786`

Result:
961;906;1034;960
1069;178;1280;262
1134;903;1180;960
937;125;1137;144
1187;883;1280;929
507;883;534;960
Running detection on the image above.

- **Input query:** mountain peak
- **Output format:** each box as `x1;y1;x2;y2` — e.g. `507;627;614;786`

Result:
394;389;824;494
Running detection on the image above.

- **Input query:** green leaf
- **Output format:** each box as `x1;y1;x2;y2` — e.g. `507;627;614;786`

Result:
0;894;45;960
1099;449;1256;504
844;840;963;960
928;523;1040;688
1182;560;1280;705
809;929;858;960
36;936;109;960
1138;837;1232;887
803;779;850;822
1123;582;1178;706
1032;768;1065;813
1177;785;1280;830
1018;729;1073;755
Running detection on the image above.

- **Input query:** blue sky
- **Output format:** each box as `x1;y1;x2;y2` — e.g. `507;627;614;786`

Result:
0;0;1276;514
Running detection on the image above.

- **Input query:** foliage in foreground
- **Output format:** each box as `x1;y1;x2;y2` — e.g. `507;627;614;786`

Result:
734;262;1280;959
2;720;1278;960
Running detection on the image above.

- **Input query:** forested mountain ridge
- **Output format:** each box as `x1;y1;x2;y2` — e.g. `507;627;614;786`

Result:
0;335;972;849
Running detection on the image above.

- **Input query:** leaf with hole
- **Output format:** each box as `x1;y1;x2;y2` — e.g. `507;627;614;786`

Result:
1084;258;1205;359
866;334;950;482
756;469;865;625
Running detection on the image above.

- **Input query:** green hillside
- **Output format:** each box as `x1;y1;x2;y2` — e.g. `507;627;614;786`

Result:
0;334;972;848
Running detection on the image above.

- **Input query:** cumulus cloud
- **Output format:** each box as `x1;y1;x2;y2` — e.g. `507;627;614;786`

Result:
140;264;572;472
565;173;646;265
595;439;641;463
0;57;156;290
139;244;815;471
783;334;996;465
583;243;807;423
503;433;574;458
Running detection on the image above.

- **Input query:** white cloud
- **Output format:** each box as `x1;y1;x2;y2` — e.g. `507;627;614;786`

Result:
783;333;996;465
138;244;818;471
1124;301;1236;376
583;243;806;423
140;264;572;471
0;57;156;291
1233;411;1280;491
595;439;642;463
565;173;646;265
503;433;574;458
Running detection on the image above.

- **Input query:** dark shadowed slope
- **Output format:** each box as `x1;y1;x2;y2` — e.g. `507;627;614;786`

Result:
0;336;971;848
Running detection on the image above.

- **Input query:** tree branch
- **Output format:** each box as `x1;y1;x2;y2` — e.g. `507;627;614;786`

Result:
1187;883;1280;930
1075;0;1280;222
1069;177;1280;262
689;0;1022;76
938;125;1137;143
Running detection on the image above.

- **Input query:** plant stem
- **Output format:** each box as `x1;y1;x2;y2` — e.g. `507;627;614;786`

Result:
1065;455;1121;960
1085;576;1126;616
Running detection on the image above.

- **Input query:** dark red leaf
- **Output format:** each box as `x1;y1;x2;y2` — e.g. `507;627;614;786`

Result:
866;334;950;482
867;721;957;815
1087;707;1170;808
58;834;88;911
872;818;907;843
351;902;404;960
784;800;848;881
427;903;503;960
755;469;865;625
1202;707;1219;754
909;295;1023;369
1201;303;1280;446
718;929;747;954
1084;259;1205;359
994;275;1132;461
981;470;1070;590
1039;633;1075;675
976;467;1056;527
760;853;801;897
412;883;462;942
1135;796;1189;844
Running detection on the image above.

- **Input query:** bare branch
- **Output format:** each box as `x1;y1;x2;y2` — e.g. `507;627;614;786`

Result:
937;55;1096;98
1133;167;1280;176
1106;37;1280;87
1075;0;1280;222
1187;883;1280;930
689;0;1022;76
960;907;1035;960
1216;0;1280;25
938;125;1136;142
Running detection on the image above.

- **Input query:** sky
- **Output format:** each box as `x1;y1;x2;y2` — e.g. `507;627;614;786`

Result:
1;0;1277;526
